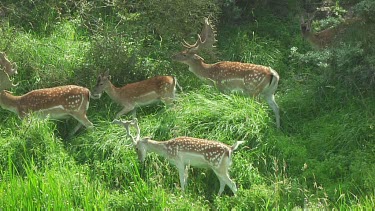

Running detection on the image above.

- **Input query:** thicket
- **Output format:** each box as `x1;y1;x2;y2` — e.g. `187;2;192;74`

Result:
0;0;374;209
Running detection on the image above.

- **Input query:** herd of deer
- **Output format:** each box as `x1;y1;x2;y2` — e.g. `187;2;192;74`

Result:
0;13;357;195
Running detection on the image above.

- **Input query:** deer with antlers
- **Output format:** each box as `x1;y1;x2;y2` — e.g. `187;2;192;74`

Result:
112;118;244;195
172;18;280;128
0;52;17;76
0;70;93;136
91;71;178;119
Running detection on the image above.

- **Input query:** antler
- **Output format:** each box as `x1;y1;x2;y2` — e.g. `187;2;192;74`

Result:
183;17;217;53
0;52;18;91
0;69;17;91
112;118;140;145
0;52;17;76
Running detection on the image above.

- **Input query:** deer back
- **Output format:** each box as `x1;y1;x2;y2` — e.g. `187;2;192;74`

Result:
17;85;90;116
164;137;232;167
121;76;175;97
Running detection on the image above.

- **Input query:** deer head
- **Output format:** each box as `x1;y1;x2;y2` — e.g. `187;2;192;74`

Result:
91;70;111;99
112;118;141;145
112;118;149;162
300;12;317;38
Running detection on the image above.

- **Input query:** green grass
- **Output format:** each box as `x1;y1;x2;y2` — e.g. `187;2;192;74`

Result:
1;85;373;209
0;118;109;209
0;3;374;209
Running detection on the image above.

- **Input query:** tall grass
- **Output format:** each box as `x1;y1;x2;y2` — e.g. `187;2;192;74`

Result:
0;117;109;209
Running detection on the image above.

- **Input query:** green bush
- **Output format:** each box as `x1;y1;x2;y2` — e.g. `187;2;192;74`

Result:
2;0;77;35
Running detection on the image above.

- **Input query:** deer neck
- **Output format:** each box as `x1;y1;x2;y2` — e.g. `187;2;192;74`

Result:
144;139;169;158
187;57;213;79
104;82;123;104
0;91;20;114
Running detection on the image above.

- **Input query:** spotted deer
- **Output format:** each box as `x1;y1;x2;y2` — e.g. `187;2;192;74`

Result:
0;52;17;76
172;18;280;128
92;71;178;119
0;70;93;136
112;118;244;195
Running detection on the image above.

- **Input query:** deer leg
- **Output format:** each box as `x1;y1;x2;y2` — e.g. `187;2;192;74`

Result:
161;96;174;106
70;123;83;136
263;93;280;129
217;175;226;196
176;163;187;192
215;80;228;94
69;114;94;136
115;106;135;119
214;170;237;195
130;109;137;119
184;164;189;184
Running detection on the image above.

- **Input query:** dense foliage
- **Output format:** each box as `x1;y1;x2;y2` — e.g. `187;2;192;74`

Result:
0;0;374;209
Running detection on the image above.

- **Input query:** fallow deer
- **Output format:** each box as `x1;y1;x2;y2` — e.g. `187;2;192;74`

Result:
0;70;93;136
300;12;362;49
0;52;17;76
172;18;280;128
91;71;178;119
112;118;244;195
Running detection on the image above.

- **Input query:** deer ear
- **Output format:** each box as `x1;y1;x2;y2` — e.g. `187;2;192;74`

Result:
193;54;204;61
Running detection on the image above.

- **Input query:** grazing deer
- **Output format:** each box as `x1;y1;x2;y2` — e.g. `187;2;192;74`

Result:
172;18;280;128
0;70;93;136
0;52;17;76
91;71;178;119
112;118;244;195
